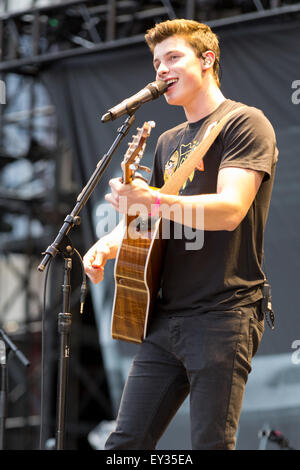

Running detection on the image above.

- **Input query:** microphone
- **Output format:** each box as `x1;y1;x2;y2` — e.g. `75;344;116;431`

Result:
0;329;30;368
101;80;169;122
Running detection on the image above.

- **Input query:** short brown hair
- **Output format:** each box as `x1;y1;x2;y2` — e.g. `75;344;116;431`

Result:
145;19;220;87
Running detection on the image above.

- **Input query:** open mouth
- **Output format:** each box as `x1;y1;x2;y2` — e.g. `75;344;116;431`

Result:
165;78;178;91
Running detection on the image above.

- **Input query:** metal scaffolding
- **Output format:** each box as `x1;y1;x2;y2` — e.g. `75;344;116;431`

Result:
0;0;299;73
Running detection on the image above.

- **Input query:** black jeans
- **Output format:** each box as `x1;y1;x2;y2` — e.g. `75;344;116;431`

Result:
105;302;264;450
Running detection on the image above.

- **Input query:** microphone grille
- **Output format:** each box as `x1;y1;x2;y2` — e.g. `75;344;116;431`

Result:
147;80;168;98
155;80;169;94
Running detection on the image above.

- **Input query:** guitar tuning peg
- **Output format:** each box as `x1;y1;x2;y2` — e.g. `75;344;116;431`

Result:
137;164;151;173
129;163;137;171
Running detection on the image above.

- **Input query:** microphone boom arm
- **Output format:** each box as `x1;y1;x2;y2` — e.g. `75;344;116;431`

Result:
38;113;137;272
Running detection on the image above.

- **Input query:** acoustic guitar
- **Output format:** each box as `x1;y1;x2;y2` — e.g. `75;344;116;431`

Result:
111;106;246;343
111;121;164;344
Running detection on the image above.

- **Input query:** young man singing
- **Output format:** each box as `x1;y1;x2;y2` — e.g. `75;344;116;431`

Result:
83;19;278;450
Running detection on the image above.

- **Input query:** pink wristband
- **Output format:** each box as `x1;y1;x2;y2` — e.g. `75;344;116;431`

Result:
149;193;161;217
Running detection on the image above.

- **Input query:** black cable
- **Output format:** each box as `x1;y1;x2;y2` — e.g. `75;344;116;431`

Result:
39;258;52;450
74;248;87;314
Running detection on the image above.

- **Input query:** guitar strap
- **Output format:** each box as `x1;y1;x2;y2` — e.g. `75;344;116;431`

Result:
158;105;246;196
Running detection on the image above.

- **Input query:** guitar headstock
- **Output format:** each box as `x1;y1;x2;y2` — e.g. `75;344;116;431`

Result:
123;121;155;184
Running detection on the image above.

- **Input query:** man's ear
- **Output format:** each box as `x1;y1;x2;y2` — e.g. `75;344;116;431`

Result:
202;50;215;69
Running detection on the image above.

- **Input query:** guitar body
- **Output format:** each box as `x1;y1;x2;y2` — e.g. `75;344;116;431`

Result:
111;215;165;343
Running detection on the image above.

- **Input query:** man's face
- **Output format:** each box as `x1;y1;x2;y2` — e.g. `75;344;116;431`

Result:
153;36;204;108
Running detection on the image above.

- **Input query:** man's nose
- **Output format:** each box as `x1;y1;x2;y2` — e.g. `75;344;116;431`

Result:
156;62;169;78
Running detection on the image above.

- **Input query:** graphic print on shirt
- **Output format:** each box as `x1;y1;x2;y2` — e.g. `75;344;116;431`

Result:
163;121;218;190
163;139;203;190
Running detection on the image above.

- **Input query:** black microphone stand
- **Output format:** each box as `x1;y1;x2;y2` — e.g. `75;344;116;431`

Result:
0;328;30;450
37;112;137;450
55;243;73;451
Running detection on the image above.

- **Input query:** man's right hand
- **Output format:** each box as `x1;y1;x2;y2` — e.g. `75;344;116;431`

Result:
83;240;111;284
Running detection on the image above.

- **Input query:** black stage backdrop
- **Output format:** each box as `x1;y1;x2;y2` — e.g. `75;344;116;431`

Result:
42;18;300;450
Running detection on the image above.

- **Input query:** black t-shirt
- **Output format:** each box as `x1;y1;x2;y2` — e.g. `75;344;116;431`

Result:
150;99;278;314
